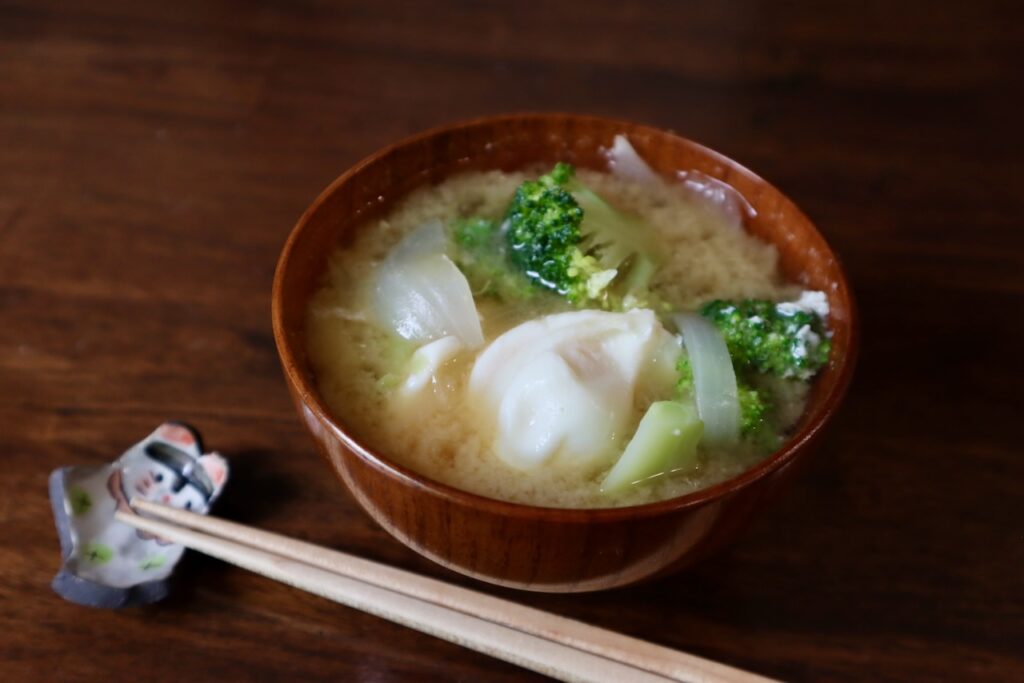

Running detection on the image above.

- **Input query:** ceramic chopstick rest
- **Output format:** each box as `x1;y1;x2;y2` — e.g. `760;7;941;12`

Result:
49;422;228;608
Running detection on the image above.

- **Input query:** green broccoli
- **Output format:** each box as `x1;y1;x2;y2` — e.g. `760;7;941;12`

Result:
674;354;771;438
675;355;693;396
449;217;535;301
452;216;498;251
602;401;703;492
504;163;660;308
701;299;831;380
737;383;770;438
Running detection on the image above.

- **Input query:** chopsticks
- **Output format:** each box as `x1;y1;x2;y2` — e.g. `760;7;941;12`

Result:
117;500;777;683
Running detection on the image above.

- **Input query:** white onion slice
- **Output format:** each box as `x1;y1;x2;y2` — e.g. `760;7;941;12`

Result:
402;335;464;395
373;220;484;348
678;170;755;230
606;134;754;232
606;135;660;184
388;217;448;261
610;134;757;232
673;313;740;445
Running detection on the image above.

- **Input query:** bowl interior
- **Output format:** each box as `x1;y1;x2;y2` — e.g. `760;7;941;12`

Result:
273;113;857;516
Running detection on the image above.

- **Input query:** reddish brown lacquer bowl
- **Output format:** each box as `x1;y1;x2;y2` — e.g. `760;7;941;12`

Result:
272;114;858;592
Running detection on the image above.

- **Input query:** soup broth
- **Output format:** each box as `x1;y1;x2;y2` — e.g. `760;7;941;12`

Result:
307;168;809;508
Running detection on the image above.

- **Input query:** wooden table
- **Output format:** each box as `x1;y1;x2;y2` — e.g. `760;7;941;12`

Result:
3;2;1021;680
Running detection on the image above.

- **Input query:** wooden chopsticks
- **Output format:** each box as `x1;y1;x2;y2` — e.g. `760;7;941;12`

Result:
117;500;777;683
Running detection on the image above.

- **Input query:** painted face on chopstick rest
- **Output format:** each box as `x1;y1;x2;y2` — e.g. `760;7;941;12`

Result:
118;424;228;514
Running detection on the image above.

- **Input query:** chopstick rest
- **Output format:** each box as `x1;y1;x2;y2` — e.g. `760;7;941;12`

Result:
48;422;229;608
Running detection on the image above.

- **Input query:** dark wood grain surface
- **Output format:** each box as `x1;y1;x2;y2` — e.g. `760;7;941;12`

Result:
2;1;1021;681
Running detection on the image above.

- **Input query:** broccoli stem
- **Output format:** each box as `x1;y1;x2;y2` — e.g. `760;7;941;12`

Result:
601;401;703;493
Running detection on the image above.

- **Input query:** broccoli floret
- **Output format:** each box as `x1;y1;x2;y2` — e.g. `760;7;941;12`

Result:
675;355;694;396
504;164;585;297
701;299;831;380
374;333;417;392
449;217;535;301
453;216;498;251
504;163;660;308
737;383;770;437
674;354;771;438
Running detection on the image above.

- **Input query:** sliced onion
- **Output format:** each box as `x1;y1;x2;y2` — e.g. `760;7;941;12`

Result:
388;217;448;261
606;135;660;184
373;220;484;348
678;170;755;231
607;135;754;232
673;313;740;445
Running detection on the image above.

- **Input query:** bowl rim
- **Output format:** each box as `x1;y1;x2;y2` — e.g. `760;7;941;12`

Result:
272;112;859;523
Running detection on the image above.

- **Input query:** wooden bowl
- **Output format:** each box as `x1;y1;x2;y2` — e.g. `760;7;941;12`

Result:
272;113;858;592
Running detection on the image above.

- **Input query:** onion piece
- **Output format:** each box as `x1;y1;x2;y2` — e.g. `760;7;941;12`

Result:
607;135;754;231
388;217;448;261
373;220;484;348
606;135;660;184
673;313;740;445
678;170;755;230
401;335;465;395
